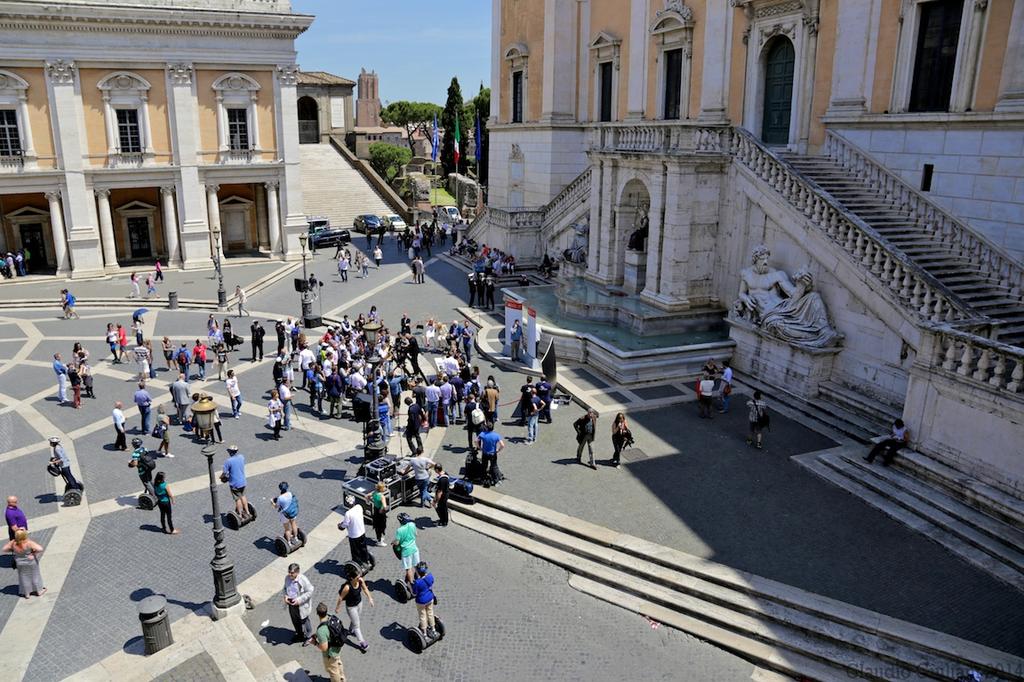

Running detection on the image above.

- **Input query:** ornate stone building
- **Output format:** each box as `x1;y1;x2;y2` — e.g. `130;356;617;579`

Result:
0;0;313;276
475;0;1024;496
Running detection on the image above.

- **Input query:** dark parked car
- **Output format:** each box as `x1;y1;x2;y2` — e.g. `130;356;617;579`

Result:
307;217;350;249
353;214;382;233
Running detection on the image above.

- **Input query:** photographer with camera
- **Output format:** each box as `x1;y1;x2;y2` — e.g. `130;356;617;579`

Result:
610;412;633;469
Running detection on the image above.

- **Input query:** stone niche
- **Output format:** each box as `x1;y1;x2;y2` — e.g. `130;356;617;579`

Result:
728;316;841;400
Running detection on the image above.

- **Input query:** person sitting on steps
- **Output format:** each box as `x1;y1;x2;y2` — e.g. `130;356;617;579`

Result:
864;418;910;467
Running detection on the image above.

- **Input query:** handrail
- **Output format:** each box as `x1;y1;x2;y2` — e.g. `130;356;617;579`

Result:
922;321;1024;395
728;128;991;331
542;166;591;226
824;131;1023;300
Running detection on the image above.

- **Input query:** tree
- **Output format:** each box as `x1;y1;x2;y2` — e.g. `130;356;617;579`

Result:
466;85;490;187
440;77;466;177
380;101;442;155
368;142;411;182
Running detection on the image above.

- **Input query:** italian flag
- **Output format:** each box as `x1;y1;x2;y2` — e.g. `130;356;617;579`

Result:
453;114;461;167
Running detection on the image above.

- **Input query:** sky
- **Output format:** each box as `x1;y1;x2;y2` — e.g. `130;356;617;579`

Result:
292;0;491;106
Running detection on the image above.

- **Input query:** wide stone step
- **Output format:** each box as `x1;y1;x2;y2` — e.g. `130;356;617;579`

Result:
815;453;1024;591
454;491;1024;681
817;380;901;431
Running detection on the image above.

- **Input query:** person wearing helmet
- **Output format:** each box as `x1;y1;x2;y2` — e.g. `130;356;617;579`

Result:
339;495;371;568
128;437;155;497
273;481;300;546
411;561;437;638
393;513;419;584
221;446;250;520
48;437;83;493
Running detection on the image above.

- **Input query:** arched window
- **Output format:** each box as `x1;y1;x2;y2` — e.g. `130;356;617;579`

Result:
212;73;261;156
297;96;319;144
590;32;622;123
0;70;32;162
98;71;153;160
504;44;529;123
650;3;694;121
761;37;795;146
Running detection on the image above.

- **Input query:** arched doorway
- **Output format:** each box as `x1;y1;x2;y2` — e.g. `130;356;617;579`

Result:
616;178;651;291
761;37;795;146
297;96;319;144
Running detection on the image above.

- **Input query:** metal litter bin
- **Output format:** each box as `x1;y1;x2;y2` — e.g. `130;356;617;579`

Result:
168;291;179;310
138;594;173;655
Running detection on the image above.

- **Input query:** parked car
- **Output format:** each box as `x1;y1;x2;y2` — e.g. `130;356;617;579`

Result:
353;214;382;233
381;214;408;233
307;216;350;249
434;206;462;224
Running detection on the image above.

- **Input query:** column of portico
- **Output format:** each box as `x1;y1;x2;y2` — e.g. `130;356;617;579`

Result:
827;0;877;114
951;0;990;112
585;160;603;276
698;0;733;122
206;184;223;262
590;160;618;286
94;189;119;271
654;163;693;308
541;0;578;122
160;186;181;267
265;181;282;256
44;60;104;276
624;0;649;120
165;62;210;269
996;0;1024;111
45;191;70;275
489;0;503;124
641;163;665;298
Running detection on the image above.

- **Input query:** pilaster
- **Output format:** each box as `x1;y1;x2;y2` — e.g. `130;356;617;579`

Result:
166;63;211;269
275;64;305;260
995;0;1024;112
490;0;503;125
540;0;578;123
827;0;876;115
698;0;733;122
624;0;648;120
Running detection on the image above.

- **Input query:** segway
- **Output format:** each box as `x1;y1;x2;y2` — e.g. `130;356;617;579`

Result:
449;477;475;505
274;528;306;556
46;462;82;507
224;503;257;530
394;578;414;603
137;490;156;511
407;617;445;653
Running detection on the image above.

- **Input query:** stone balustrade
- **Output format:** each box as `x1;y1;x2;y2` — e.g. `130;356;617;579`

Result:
929;324;1024;395
728;128;987;331
591;121;731;156
544;167;591;225
824;131;1024;302
488;207;545;230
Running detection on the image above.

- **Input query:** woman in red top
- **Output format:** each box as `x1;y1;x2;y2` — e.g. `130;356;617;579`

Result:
193;340;208;381
117;324;129;363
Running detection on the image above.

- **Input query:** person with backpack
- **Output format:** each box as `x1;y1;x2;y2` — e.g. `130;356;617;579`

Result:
128;437;156;498
283;562;314;643
696;372;716;419
314;602;346;681
410;561;438;639
573;410;598;470
153;471;179;534
334;562;374;653
746;390;769;449
465;391;484;453
192;340;208;381
175;343;191;379
273;481;300;547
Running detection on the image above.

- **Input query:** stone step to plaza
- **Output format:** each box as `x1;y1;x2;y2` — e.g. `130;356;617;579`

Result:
816;380;901;435
806;450;1024;591
784;153;1024;347
741;374;881;443
450;491;1024;681
299;143;393;231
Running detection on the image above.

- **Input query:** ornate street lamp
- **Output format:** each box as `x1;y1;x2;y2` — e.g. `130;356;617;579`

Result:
361;321;386;462
192;396;240;615
296;232;319;328
211;225;227;308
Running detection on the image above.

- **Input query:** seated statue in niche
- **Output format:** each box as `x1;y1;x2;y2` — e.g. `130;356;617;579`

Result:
733;245;843;349
627;201;650;251
562;221;589;265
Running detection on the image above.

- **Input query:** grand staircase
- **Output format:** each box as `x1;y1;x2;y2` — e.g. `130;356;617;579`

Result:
299;142;392;230
783;143;1024;346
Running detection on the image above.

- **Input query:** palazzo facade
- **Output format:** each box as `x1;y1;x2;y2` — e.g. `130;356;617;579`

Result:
0;0;313;276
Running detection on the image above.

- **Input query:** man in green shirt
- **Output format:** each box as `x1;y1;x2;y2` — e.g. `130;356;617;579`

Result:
394;512;420;584
314;602;345;682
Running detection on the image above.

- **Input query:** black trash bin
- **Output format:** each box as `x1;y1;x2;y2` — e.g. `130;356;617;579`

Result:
168;291;179;310
138;594;173;655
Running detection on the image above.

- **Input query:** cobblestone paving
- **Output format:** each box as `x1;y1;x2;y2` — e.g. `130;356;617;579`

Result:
0;528;55;636
0;449;60;520
151;650;226;682
243;519;754;682
0;410;47;454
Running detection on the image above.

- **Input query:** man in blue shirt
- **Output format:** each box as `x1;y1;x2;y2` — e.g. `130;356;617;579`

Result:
221;445;250;519
133;382;153;435
52;353;68;404
535;378;552;424
475;422;505;487
411;561;438;638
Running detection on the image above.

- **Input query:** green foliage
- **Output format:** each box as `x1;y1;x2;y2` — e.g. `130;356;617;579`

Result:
380;101;443;153
440;77;465;177
368;142;411;182
470;85;490;186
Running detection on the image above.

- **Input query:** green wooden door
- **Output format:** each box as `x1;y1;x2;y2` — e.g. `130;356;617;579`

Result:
761;38;795;146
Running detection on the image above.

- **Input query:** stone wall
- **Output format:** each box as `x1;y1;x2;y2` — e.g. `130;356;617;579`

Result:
489;125;589;208
832;124;1024;263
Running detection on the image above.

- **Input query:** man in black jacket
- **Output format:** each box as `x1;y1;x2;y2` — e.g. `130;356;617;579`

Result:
251;320;266;362
404;396;423;454
467;273;477;308
404;332;426;381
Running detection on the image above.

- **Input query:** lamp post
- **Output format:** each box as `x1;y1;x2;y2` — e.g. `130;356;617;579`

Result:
297;232;319;329
191;396;240;614
361;321;386;462
211;225;227;309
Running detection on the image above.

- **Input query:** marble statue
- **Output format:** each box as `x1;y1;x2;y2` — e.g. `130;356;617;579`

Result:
563;221;589;265
627;201;650;251
734;245;842;348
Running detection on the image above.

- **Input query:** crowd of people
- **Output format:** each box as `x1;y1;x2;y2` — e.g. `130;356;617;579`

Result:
1;248;31;279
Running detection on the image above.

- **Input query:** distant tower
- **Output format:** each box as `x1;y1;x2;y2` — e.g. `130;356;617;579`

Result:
356;68;381;127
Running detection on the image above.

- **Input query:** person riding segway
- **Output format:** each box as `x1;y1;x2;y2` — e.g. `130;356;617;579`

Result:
272;481;305;556
47;437;83;506
220;445;256;529
407;561;445;652
127;437;156;509
339;494;375;577
391;512;419;603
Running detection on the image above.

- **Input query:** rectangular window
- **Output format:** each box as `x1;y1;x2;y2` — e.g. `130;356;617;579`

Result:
511;71;524;123
909;0;964;113
227;108;250;150
663;48;683;120
115;108;142;153
0;110;21;157
599;61;614;122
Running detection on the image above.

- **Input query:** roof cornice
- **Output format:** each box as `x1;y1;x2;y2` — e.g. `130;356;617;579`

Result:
0;2;315;39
